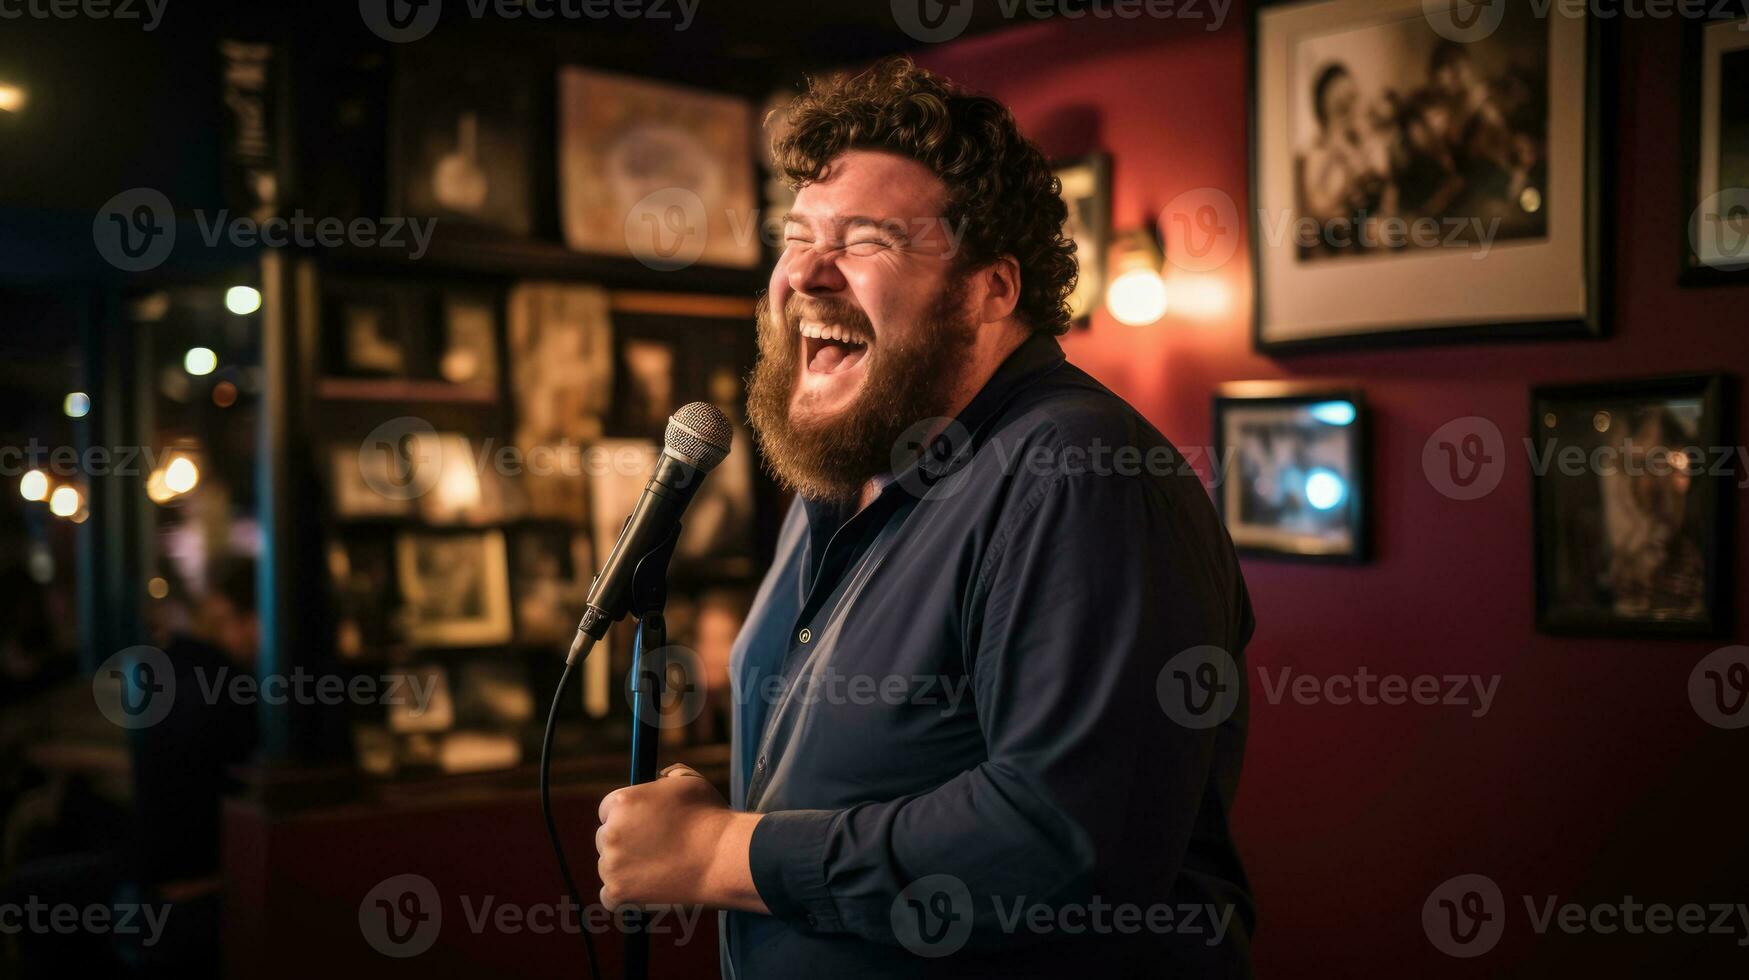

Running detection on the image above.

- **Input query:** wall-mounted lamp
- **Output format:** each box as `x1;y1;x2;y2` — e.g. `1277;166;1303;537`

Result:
1104;226;1169;327
0;82;27;115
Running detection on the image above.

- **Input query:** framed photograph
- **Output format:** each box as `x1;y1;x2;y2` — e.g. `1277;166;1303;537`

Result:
507;282;614;520
327;535;401;659
405;430;520;526
1531;374;1734;637
323;285;411;378
1054;154;1111;325
329;442;414;518
513;527;593;644
440;291;501;392
455;660;535;728
1213;384;1369;560
1681;14;1749;285
391;44;533;236
608;293;760;578
386;664;456;734
559;67;760;269
395;530;513;648
1251;0;1606;351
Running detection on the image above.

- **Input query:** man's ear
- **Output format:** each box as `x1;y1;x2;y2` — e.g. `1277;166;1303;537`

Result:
977;255;1022;325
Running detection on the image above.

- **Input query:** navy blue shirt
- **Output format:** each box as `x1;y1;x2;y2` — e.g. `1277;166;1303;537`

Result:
721;333;1256;978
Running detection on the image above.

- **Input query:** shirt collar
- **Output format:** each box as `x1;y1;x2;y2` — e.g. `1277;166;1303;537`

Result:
911;331;1066;484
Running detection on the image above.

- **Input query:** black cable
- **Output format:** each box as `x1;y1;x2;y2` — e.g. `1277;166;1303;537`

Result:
541;652;604;980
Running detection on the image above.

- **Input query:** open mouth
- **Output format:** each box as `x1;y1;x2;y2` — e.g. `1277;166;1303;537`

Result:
800;322;869;376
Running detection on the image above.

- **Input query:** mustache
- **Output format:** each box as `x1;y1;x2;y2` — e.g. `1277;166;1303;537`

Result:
783;295;874;343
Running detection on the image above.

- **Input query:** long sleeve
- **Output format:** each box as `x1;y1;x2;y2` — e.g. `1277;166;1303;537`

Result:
746;464;1249;949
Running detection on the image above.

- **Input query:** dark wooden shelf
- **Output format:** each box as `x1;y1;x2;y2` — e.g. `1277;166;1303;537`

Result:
315;376;499;403
319;224;769;295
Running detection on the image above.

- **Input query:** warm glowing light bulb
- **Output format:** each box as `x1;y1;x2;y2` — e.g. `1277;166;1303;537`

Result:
225;286;262;315
0;83;26;114
1106;268;1170;326
49;485;80;517
164;456;200;494
19;470;48;501
184;347;218;376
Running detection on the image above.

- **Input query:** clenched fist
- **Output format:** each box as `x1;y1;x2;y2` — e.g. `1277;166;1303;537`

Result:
595;763;768;914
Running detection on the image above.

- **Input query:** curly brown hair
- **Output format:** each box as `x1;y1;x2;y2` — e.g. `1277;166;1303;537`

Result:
771;57;1078;337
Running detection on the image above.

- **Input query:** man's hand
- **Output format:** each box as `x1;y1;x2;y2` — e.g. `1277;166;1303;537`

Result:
595;763;768;914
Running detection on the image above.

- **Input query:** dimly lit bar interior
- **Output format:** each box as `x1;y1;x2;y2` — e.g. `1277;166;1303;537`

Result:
1;0;1746;977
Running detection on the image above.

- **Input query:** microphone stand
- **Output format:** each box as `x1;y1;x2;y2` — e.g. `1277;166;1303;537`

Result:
622;524;680;980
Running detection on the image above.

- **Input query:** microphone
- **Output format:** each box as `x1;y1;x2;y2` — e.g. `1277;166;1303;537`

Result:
566;401;733;664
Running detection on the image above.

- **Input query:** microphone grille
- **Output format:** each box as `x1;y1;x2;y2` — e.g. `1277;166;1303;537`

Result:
664;402;733;471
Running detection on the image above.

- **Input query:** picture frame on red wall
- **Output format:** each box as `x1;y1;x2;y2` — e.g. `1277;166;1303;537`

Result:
1249;0;1609;352
1679;12;1749;286
1212;382;1370;562
1531;373;1735;638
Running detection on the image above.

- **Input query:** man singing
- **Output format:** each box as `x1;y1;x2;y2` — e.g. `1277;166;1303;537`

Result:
595;57;1255;979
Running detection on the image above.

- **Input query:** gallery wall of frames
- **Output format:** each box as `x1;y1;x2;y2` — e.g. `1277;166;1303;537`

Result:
917;7;1747;976
285;40;799;780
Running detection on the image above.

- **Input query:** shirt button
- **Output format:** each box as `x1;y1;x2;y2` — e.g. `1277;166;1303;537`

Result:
805;913;817;928
755;756;767;774
797;628;812;644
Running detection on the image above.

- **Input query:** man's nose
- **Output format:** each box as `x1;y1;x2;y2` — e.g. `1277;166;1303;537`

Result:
785;244;848;296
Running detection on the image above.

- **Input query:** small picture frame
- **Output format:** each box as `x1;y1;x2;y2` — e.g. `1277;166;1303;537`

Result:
324;285;412;378
390;42;534;237
1053;153;1111;326
439;291;501;392
395;530;513;648
1680;13;1749;285
1213;383;1369;561
1531;374;1734;637
513;526;593;644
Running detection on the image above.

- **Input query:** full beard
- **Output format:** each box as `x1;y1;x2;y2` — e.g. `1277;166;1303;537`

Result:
746;281;976;502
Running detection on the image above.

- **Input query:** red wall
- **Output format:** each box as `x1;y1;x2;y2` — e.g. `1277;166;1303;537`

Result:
918;13;1748;977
